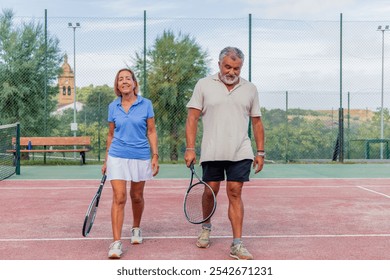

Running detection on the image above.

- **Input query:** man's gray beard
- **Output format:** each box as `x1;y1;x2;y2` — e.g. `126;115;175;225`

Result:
220;74;239;85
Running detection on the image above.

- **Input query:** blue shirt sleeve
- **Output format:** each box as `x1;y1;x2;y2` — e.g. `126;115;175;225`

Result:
147;99;155;119
108;98;119;122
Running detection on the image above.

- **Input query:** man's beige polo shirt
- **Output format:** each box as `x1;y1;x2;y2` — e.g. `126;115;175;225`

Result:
187;73;261;163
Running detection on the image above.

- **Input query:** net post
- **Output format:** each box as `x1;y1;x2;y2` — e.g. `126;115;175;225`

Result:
338;107;344;162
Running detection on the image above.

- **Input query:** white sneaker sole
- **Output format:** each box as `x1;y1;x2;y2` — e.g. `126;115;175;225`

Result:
196;241;210;248
108;252;122;259
229;253;253;260
131;238;143;244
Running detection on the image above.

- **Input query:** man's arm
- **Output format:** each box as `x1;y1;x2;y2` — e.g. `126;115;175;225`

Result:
252;116;265;174
184;108;201;167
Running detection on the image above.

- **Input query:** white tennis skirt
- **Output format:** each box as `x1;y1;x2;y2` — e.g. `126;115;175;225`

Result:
106;155;153;182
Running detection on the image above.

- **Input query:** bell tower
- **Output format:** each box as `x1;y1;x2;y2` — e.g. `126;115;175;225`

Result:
58;53;75;105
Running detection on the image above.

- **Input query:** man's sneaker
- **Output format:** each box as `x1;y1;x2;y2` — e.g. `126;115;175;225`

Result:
196;227;211;248
229;242;253;260
131;227;143;244
108;240;123;259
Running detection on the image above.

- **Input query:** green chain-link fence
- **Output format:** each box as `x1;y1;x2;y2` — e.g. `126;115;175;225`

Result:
1;10;389;163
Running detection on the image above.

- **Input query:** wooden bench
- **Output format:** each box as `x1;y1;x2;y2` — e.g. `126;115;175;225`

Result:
8;136;91;164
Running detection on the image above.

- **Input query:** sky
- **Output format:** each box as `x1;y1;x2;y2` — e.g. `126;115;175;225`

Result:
2;0;390;110
2;0;390;20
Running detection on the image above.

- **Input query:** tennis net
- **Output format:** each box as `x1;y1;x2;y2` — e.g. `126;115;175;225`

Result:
0;123;20;180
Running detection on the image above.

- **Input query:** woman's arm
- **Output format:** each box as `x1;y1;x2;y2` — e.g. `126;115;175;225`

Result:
147;117;159;176
101;122;115;175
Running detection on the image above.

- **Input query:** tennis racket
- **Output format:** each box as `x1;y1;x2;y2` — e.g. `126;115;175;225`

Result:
82;174;106;237
184;163;217;224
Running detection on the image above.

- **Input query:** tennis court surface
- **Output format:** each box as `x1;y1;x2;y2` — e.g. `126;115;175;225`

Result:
0;164;390;260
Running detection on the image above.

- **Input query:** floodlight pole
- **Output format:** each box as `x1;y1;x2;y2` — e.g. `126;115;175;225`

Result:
377;25;389;159
338;13;344;162
68;22;80;138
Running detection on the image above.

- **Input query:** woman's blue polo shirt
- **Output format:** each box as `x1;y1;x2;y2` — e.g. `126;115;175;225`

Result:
107;95;154;160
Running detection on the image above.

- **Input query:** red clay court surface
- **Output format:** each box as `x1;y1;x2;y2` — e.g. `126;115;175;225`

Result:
1;176;390;260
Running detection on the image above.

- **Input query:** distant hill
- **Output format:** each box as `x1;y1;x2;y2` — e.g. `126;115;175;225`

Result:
318;109;374;121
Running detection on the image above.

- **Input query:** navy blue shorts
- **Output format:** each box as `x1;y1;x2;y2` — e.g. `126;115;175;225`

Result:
201;159;253;182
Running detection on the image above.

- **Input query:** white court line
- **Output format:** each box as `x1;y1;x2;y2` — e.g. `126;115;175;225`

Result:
6;177;390;181
5;178;190;181
1;233;390;242
0;187;102;190
0;186;188;190
1;185;390;190
357;186;390;199
2;184;390;190
0;185;360;190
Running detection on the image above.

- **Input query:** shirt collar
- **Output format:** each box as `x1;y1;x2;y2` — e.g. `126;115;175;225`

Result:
114;95;144;106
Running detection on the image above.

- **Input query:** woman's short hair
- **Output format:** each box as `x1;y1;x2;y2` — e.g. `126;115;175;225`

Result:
114;68;139;97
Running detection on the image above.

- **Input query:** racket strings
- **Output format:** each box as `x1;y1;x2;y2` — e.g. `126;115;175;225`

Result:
82;175;106;237
83;197;98;236
86;204;97;227
184;182;215;223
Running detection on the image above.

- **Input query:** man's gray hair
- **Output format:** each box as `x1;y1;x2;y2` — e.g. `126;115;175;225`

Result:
219;47;245;62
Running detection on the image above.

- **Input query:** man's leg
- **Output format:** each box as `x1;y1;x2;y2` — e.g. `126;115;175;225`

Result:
226;181;244;238
226;181;253;259
197;181;220;248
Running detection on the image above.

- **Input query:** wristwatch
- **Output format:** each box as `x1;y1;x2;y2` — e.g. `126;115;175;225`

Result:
257;151;266;157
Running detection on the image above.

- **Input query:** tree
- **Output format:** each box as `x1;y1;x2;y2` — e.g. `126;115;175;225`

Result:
133;30;210;161
51;84;116;160
80;85;116;126
0;9;61;135
80;85;116;160
261;108;337;161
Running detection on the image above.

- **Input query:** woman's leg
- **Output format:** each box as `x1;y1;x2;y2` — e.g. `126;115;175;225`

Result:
130;181;146;227
111;180;127;241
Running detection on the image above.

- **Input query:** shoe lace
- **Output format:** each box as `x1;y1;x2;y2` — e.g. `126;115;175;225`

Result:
110;240;121;249
132;228;141;237
235;242;250;255
199;228;210;239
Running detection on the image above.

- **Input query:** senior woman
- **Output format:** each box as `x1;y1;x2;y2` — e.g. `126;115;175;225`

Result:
102;68;159;259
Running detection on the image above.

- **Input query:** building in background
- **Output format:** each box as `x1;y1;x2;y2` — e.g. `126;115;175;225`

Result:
58;53;75;106
54;54;83;115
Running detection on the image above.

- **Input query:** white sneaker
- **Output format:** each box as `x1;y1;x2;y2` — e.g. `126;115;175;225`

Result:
131;227;143;244
108;240;123;259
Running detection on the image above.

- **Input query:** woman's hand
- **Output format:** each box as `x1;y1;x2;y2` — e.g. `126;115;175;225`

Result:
101;162;107;175
152;154;159;176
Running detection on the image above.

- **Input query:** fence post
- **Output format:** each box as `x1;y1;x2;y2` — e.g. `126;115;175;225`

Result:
44;9;48;137
285;91;289;163
338;13;344;162
143;10;147;98
248;13;252;138
347;91;350;159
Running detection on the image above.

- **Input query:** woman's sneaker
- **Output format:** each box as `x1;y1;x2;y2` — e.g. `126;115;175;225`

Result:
108;240;123;259
131;227;143;244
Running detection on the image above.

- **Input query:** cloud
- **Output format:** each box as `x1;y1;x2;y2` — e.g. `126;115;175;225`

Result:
238;0;390;20
6;0;390;20
99;0;175;17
